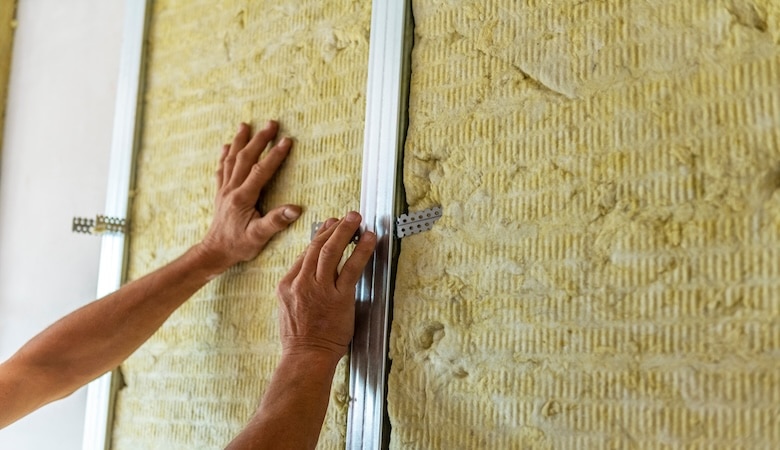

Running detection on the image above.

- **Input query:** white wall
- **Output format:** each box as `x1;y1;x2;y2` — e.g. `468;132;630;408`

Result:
0;1;124;448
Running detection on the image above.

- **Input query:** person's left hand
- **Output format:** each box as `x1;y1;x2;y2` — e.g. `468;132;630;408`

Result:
197;121;301;273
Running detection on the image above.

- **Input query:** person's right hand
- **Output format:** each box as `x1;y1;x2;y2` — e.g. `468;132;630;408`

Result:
276;212;376;361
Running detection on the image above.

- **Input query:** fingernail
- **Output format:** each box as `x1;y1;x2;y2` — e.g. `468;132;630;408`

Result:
265;120;277;130
278;137;291;148
238;122;246;132
283;207;301;221
346;211;360;223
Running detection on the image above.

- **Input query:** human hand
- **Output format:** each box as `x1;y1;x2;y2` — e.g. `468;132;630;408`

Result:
276;212;376;361
197;121;301;274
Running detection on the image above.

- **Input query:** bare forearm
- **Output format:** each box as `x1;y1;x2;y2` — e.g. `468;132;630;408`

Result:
227;352;340;450
0;121;301;430
5;244;223;408
227;213;375;449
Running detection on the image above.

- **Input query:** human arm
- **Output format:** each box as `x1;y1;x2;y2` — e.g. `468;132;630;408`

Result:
226;212;376;450
0;121;298;429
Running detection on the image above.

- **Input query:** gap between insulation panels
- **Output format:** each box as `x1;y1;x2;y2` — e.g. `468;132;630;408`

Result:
380;1;415;447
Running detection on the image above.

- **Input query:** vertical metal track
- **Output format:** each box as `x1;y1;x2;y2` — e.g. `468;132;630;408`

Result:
81;1;150;449
347;1;413;448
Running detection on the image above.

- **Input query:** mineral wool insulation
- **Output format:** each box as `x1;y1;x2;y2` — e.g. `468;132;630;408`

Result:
389;0;780;448
110;1;369;448
113;0;780;448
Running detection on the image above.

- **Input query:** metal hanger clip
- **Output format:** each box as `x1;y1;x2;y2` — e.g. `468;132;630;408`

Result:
72;215;127;235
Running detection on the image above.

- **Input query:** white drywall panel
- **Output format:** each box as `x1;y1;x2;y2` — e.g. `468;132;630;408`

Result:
0;0;124;448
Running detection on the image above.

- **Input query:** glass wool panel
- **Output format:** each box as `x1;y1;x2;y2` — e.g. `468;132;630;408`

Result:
111;1;370;448
389;0;780;448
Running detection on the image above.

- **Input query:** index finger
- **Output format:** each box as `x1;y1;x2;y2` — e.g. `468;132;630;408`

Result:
282;218;335;283
315;212;362;281
300;217;340;277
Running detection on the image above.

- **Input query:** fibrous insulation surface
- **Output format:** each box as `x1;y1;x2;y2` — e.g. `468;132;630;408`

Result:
389;1;780;448
0;0;16;156
111;1;369;449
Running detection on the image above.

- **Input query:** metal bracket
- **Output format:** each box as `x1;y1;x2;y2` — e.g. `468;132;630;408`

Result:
310;206;442;241
396;205;442;238
72;215;127;235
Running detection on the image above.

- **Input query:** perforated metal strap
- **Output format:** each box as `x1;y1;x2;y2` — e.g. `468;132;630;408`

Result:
396;206;443;238
72;215;127;235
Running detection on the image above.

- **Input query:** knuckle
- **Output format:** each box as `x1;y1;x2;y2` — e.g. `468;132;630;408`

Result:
289;279;308;297
249;227;270;244
250;163;265;177
236;150;254;164
320;243;342;259
227;193;245;207
309;238;327;251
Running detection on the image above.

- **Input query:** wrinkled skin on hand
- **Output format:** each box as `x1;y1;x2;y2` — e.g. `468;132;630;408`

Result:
276;212;376;360
198;121;301;273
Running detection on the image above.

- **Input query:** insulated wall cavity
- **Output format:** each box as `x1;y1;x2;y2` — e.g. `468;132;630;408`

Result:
389;0;780;448
111;1;369;448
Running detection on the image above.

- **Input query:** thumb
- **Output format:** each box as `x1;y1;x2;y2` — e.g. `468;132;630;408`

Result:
251;204;302;240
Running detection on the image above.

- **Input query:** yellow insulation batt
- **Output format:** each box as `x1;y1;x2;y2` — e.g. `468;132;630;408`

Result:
389;0;780;448
0;0;16;156
111;1;369;448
